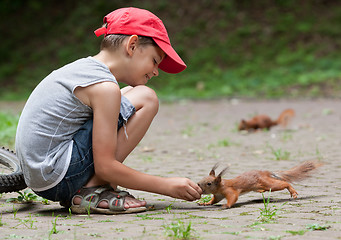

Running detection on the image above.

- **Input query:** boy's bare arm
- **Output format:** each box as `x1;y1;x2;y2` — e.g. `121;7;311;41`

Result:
76;82;202;201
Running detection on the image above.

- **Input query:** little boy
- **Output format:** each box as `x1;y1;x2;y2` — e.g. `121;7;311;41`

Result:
15;7;202;214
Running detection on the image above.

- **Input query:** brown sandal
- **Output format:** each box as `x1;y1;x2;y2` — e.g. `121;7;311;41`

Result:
70;185;146;214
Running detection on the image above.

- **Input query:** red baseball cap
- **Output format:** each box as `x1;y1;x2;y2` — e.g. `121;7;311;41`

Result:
94;7;187;74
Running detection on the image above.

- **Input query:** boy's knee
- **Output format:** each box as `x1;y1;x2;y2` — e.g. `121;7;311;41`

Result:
125;86;159;114
139;86;159;114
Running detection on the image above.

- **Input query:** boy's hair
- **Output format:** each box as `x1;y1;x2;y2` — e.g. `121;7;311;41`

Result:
100;24;157;51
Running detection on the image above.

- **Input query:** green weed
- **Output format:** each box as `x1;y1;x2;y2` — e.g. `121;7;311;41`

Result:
136;213;164;220
286;223;330;236
0;111;19;148
6;189;48;204
197;194;213;204
12;205;18;218
257;190;286;223
49;215;60;236
306;223;331;231
0;213;3;227
268;145;291;160
286;229;306;236
13;213;36;229
163;219;196;240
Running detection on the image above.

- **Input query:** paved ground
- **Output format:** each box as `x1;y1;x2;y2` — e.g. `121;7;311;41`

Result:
0;99;340;239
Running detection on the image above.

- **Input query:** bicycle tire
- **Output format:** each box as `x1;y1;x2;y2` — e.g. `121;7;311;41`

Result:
0;147;27;193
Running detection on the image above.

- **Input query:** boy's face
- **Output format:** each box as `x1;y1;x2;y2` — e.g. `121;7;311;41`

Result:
125;44;165;86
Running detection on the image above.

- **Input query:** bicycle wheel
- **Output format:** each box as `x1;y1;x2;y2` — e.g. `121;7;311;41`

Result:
0;147;27;193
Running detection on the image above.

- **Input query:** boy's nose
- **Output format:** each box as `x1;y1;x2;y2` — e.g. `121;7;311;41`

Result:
153;67;159;77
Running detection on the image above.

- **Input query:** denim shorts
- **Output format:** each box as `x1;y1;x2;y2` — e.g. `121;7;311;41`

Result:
34;96;135;203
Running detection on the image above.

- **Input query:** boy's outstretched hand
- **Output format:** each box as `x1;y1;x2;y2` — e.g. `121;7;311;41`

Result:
164;177;203;201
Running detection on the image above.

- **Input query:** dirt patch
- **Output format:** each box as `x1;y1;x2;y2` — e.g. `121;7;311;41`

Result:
0;99;340;239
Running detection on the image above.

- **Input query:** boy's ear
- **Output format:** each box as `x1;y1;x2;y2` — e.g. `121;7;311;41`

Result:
126;35;139;56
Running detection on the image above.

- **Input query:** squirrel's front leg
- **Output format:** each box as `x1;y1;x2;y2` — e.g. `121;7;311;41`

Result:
222;190;239;209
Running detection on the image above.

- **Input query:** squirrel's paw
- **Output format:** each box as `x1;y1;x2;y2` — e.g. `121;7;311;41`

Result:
291;192;298;199
197;202;212;206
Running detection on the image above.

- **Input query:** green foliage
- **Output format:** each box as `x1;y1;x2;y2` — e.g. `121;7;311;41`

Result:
6;189;48;204
197;194;213;204
257;190;286;223
268;145;291;161
306;223;331;231
49;215;60;236
286;223;330;236
0;112;19;149
163;220;196;240
1;0;341;100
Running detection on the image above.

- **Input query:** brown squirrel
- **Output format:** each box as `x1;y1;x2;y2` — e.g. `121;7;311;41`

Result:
238;108;295;131
197;161;322;208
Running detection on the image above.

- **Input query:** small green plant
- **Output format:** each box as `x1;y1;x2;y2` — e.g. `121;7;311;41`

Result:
165;202;174;214
217;138;232;147
136;213;164;220
197;194;213;204
0;213;3;227
49;215;59;236
268;145;290;160
257;190;286;223
6;189;48;203
13;213;36;229
306;223;331;231
12;205;18;218
163;219;196;240
286;223;330;236
315;145;324;161
286;229;306;236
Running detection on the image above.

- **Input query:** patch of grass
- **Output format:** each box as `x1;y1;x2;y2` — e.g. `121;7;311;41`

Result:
13;213;36;229
268;145;291;161
6;189;48;204
257;190;286;223
49;215;60;236
163;219;196;240
286;223;331;236
136;213;164;220
0;111;19;149
0;213;3;227
286;229;306;236
306;223;331;231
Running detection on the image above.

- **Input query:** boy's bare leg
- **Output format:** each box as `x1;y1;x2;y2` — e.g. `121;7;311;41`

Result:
74;86;158;209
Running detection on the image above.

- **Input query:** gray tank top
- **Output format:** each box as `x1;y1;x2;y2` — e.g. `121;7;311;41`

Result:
15;57;119;191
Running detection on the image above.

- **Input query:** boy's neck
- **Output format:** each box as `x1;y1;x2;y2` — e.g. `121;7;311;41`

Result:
93;50;126;81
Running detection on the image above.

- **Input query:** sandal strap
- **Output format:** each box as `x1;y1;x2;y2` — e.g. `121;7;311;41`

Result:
72;185;132;211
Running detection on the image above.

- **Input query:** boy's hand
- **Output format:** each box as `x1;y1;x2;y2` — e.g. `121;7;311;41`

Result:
165;177;202;201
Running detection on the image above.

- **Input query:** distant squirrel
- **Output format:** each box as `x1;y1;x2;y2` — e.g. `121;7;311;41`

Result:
197;161;322;209
238;109;295;131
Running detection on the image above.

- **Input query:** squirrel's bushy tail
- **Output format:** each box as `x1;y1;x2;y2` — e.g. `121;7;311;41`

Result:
276;108;295;127
277;161;323;183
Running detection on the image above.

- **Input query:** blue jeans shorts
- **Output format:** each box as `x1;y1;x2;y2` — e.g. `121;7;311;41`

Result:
34;96;135;204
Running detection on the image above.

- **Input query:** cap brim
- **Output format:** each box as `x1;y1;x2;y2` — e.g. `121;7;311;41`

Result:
153;39;187;74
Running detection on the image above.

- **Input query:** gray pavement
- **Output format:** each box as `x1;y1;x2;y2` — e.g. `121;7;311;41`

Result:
0;99;340;239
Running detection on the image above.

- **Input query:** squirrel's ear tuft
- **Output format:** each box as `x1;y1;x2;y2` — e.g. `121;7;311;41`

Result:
218;167;229;178
210;163;219;176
